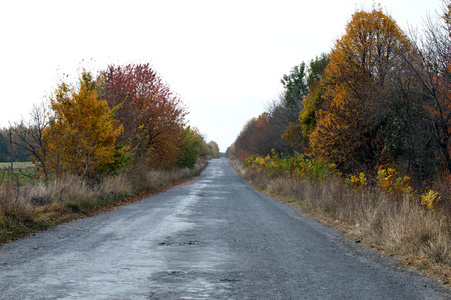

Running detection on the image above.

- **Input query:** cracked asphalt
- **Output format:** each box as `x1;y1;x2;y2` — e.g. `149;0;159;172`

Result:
0;158;449;299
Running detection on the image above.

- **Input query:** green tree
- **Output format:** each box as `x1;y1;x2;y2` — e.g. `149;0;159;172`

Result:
177;126;208;168
306;53;329;88
281;63;308;119
283;54;329;148
278;63;308;150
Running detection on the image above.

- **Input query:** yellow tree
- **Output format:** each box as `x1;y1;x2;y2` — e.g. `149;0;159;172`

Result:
309;9;413;172
43;72;125;180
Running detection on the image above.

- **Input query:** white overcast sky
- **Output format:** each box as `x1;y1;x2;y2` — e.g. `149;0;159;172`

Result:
0;0;443;151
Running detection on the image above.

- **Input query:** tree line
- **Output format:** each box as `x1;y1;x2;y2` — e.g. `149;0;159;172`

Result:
3;63;219;182
228;3;451;189
0;128;31;163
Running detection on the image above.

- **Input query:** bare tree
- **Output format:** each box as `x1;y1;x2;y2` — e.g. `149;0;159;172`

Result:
403;5;451;175
11;101;51;182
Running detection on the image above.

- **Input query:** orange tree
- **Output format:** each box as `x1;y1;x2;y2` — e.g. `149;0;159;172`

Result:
42;71;125;180
309;9;417;174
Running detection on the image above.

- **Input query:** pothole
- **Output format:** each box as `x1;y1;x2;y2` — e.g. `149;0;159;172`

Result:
220;278;241;282
158;240;200;246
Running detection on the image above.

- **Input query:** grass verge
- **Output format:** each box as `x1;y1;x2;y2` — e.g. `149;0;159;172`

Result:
0;159;208;244
231;159;451;286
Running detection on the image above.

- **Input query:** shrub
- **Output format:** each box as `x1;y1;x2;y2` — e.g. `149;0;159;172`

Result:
245;150;335;181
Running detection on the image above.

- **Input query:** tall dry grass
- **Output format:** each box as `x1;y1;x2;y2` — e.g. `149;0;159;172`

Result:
233;159;451;284
0;158;208;242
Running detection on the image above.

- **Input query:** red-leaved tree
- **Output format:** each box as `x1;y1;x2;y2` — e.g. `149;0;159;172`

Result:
99;64;187;169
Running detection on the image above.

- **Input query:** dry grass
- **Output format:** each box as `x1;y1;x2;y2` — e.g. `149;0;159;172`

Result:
0;158;209;243
232;159;451;285
100;173;133;197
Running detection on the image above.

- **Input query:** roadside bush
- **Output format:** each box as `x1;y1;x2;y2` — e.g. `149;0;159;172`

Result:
245;150;336;180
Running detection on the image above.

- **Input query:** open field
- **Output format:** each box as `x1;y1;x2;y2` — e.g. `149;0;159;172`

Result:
0;162;35;169
0;162;38;185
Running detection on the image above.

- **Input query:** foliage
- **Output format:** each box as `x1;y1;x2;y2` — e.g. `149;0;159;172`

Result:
231;6;451;210
306;53;329;88
281;62;308;115
177;126;210;168
279;62;310;148
42;71;126;180
376;168;413;198
230;99;295;161
344;166;447;211
245;150;335;181
298;54;329;141
0;61;217;244
310;9;416;173
347;172;367;190
229;5;451;283
208;140;220;158
421;190;441;210
100;64;187;169
6;62;211;184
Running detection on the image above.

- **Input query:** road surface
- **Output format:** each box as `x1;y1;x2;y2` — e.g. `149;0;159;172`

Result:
0;158;449;299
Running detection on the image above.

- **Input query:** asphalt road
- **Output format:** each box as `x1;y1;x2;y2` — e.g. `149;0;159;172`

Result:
0;158;449;299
